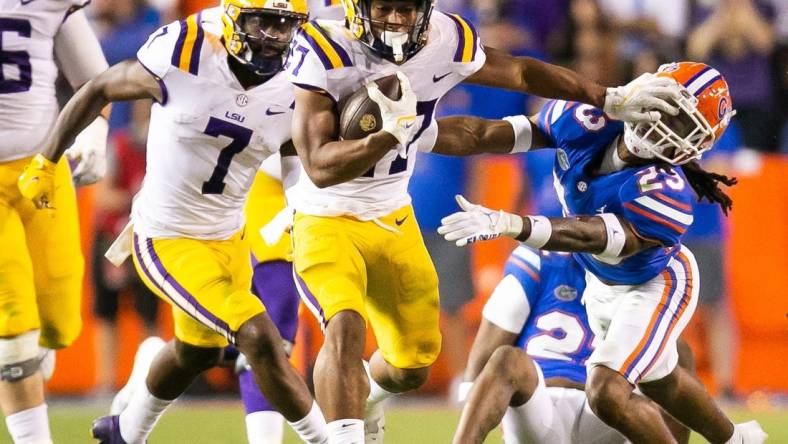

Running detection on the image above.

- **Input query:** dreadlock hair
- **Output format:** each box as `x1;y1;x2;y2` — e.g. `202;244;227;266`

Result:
656;161;738;215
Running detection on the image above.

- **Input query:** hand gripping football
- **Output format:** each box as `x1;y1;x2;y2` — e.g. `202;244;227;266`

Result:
338;74;401;140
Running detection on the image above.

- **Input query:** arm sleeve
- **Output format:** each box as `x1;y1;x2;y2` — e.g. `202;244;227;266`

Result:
619;172;695;247
482;247;542;333
54;10;109;89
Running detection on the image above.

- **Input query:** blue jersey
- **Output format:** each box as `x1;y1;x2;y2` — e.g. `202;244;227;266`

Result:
535;100;696;285
502;247;593;384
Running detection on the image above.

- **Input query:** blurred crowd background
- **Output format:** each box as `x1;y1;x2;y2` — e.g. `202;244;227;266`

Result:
51;0;787;405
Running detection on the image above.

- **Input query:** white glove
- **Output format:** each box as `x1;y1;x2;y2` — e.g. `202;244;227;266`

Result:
437;195;523;247
64;116;109;186
366;71;417;155
604;73;682;123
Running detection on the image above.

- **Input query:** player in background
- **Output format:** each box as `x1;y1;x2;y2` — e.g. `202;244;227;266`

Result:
452;246;692;444
286;0;679;441
233;152;303;444
0;1;110;442
16;2;330;443
434;62;766;443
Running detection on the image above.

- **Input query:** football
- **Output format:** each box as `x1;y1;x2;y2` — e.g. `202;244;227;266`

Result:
338;74;401;140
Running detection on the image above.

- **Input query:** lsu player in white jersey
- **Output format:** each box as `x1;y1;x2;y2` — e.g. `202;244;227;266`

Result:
0;1;109;442
286;0;682;442
16;2;331;443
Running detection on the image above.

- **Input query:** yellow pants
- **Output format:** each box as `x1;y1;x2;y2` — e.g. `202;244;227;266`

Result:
0;156;83;348
292;205;441;369
131;230;264;347
245;171;291;263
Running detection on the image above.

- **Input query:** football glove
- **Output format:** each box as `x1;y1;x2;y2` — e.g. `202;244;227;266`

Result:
604;73;682;122
366;71;417;155
64;116;109;186
18;154;58;210
437;195;523;247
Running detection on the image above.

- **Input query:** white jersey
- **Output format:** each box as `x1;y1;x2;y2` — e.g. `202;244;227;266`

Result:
287;12;485;220
0;0;93;161
132;7;293;240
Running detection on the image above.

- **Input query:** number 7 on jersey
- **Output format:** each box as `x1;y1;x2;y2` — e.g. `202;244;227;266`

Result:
201;117;252;195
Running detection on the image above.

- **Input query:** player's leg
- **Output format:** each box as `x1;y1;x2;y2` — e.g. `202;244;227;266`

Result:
26;158;84;351
453;346;548;444
214;237;324;442
584;248;745;443
292;212;371;443
363;206;442;441
638;338;765;444
239;259;301;444
0;157;81;444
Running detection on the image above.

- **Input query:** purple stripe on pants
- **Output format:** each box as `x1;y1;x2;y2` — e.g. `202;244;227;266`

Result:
292;269;326;328
135;234;235;343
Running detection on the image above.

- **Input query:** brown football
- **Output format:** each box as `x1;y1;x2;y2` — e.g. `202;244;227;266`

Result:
338;75;401;140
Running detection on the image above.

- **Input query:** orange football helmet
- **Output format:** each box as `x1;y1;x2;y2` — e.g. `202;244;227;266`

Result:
624;62;735;165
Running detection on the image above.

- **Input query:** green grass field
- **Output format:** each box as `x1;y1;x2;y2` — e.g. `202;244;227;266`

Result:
1;400;785;443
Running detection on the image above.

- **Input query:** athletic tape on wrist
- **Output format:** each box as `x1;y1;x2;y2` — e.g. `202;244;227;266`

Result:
596;213;626;260
522;216;551;249
502;115;533;153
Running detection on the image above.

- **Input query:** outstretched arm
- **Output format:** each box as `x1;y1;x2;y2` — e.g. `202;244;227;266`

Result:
466;47;606;108
437;196;661;257
466;47;680;122
43;60;162;162
432;115;548;156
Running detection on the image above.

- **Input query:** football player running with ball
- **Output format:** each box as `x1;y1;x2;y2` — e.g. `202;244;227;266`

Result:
0;1;110;442
435;62;766;444
16;2;330;443
286;0;680;442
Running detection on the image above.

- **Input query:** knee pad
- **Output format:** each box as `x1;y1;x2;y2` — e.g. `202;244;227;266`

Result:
0;331;43;382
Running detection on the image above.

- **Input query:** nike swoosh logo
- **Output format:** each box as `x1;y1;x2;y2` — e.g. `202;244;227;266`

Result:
266;108;286;116
21;0;36;4
395;215;408;226
404;122;414;129
433;72;451;82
